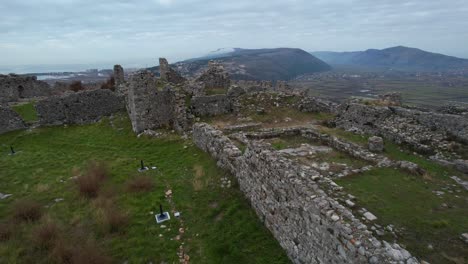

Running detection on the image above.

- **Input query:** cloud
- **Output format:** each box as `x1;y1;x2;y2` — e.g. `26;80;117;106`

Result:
0;0;468;68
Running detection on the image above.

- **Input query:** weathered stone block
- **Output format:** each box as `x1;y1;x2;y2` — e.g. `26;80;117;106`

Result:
368;136;384;152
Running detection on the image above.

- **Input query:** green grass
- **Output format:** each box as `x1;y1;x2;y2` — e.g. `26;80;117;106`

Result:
268;136;312;150
11;102;38;122
0;113;290;264
205;88;228;95
336;167;468;264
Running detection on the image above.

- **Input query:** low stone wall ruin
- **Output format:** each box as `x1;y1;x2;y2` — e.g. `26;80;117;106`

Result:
334;103;468;154
190;95;232;116
35;89;125;126
193;123;419;264
0;106;27;134
0;74;52;102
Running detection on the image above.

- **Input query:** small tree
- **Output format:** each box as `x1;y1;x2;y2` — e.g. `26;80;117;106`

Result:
69;81;85;92
101;76;116;91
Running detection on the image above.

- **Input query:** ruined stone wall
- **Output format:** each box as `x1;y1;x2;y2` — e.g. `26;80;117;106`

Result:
334;103;468;154
0;74;51;102
126;71;191;133
193;123;418;264
0;106;27;134
297;96;338;113
35;89;125;126
190;95;232;116
195;61;230;89
159;58;186;85
114;65;125;86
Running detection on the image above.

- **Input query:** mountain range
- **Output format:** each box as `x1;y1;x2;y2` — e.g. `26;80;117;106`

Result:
150;48;331;81
311;46;468;72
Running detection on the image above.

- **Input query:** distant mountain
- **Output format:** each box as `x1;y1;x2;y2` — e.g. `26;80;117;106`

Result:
151;48;331;81
311;46;468;72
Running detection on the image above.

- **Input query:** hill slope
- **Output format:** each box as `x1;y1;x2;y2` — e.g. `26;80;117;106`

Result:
312;46;468;72
152;48;331;81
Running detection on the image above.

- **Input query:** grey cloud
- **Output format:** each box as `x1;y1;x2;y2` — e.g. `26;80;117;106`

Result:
0;0;467;69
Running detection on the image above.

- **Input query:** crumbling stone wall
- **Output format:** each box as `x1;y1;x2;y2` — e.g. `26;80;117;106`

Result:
0;74;51;102
35;89;125;126
196;61;230;89
334;103;468;154
0;106;27;134
193;123;419;264
159;58;186;85
190;95;232;116
114;65;125;86
297;96;338;113
126;71;191;133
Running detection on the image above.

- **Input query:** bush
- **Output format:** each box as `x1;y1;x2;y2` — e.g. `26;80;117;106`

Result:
32;218;60;249
75;161;109;198
100;76;115;91
69;81;85;92
12;199;42;222
126;175;154;192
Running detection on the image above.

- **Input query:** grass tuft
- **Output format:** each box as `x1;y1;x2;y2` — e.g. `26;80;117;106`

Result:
126;175;154;193
0;222;13;241
75;161;109;198
12;199;42;222
32;217;60;249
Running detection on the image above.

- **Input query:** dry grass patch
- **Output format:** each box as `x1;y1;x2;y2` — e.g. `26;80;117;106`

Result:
0;222;13;241
12;199;42;222
93;195;129;233
75;161;109;198
126;175;154;192
193;165;205;191
32;217;60;249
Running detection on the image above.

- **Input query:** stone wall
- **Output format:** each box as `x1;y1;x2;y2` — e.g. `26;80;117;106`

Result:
35;89;125;126
159;58;186;84
334;103;468;154
190;95;232;116
0;106;27;134
126;71;191;133
114;65;125;86
0;74;51;102
195;61;230;89
297;96;338;113
193;123;419;264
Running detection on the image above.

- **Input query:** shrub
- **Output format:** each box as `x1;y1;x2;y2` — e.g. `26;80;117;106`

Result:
126;175;154;192
100;76;115;91
12;199;42;222
75;161;109;198
69;81;85;92
32;218;60;249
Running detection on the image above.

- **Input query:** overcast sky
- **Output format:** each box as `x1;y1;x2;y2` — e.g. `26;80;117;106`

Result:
1;0;468;70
